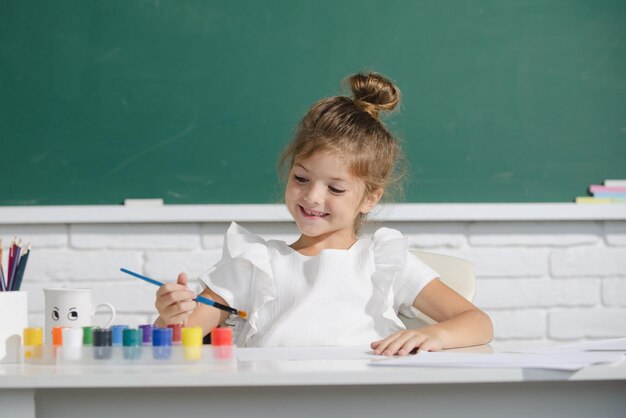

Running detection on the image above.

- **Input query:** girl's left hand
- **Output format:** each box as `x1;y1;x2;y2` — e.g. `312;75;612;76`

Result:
371;329;444;356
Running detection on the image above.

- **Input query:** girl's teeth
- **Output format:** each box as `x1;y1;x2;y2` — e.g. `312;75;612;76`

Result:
303;207;326;216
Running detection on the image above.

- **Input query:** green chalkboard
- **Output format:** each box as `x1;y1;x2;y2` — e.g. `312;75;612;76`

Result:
1;0;625;205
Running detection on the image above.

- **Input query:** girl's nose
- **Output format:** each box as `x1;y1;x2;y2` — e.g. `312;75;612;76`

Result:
303;183;324;205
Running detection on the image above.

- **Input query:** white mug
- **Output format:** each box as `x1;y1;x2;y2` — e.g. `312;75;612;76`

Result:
43;288;116;342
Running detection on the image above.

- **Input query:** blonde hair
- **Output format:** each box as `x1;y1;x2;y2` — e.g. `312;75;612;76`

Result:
279;72;406;234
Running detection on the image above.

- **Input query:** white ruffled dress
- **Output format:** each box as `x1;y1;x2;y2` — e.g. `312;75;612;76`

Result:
198;222;439;347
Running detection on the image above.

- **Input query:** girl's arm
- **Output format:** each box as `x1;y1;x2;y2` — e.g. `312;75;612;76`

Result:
371;278;493;356
154;272;230;337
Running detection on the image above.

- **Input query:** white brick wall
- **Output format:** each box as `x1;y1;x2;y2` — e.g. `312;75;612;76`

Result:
2;220;625;344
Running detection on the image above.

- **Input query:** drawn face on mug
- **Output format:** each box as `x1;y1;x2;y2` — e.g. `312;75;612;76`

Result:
51;305;80;323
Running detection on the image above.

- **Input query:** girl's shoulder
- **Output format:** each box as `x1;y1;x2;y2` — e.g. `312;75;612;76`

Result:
369;226;404;242
222;222;293;264
366;226;407;255
358;226;410;275
218;222;273;275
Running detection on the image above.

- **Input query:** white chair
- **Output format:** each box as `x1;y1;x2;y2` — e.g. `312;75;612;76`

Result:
399;250;476;329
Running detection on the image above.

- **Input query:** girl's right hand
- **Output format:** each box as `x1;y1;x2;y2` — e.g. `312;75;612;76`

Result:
154;272;198;326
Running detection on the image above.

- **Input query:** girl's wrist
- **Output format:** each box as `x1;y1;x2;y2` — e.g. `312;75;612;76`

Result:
420;325;449;348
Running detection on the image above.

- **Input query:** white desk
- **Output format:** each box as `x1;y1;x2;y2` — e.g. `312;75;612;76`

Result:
1;347;625;418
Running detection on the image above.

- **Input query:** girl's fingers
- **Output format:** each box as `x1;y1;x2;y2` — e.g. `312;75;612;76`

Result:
383;332;429;356
177;272;188;286
165;289;196;304
156;272;192;296
155;289;196;309
373;332;439;356
155;293;197;317
178;300;197;313
381;333;414;356
156;282;189;298
397;334;430;356
372;332;404;355
159;301;197;323
416;337;443;353
156;280;182;294
371;336;393;355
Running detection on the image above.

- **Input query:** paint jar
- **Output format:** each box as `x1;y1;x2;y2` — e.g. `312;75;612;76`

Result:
111;325;129;346
152;327;172;360
182;326;203;361
122;328;142;360
82;326;94;346
93;328;112;360
51;325;64;359
139;324;153;346
51;326;64;345
23;327;43;361
167;324;182;346
211;327;233;360
61;327;83;361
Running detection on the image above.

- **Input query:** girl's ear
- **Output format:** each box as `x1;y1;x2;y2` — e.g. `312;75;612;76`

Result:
360;188;383;214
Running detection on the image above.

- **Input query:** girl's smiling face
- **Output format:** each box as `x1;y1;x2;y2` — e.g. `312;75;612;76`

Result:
285;150;381;247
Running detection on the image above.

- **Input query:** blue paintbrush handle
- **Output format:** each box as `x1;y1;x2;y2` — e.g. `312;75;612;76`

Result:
120;268;164;287
120;268;243;317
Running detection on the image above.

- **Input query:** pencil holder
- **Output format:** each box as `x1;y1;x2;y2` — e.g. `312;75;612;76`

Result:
0;291;28;364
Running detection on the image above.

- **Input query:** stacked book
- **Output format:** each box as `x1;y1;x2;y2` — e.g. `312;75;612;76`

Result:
576;179;626;204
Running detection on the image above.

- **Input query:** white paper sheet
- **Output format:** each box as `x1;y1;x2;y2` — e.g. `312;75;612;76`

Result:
236;345;383;362
506;337;626;354
369;350;625;371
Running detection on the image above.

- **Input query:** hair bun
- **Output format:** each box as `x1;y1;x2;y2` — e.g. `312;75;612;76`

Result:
348;73;400;118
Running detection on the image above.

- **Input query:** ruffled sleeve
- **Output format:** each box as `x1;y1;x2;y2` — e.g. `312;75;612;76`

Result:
393;251;439;318
369;227;409;333
371;227;439;320
197;222;276;346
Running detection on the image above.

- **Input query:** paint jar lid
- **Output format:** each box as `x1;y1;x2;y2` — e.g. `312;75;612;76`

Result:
23;327;43;346
52;326;64;346
152;327;173;347
123;328;141;347
167;324;182;343
139;324;153;344
62;327;84;347
211;327;232;346
182;326;203;347
82;326;94;345
93;328;112;347
111;325;129;346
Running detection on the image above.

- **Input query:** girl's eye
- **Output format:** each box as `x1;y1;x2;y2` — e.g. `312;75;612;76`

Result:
329;186;346;194
294;175;308;184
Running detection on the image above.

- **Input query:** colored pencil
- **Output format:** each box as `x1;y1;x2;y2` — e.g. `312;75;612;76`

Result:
7;239;22;291
0;265;5;292
0;240;5;291
6;239;15;291
11;243;30;291
119;268;248;319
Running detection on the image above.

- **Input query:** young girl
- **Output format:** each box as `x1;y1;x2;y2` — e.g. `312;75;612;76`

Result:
155;73;493;356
